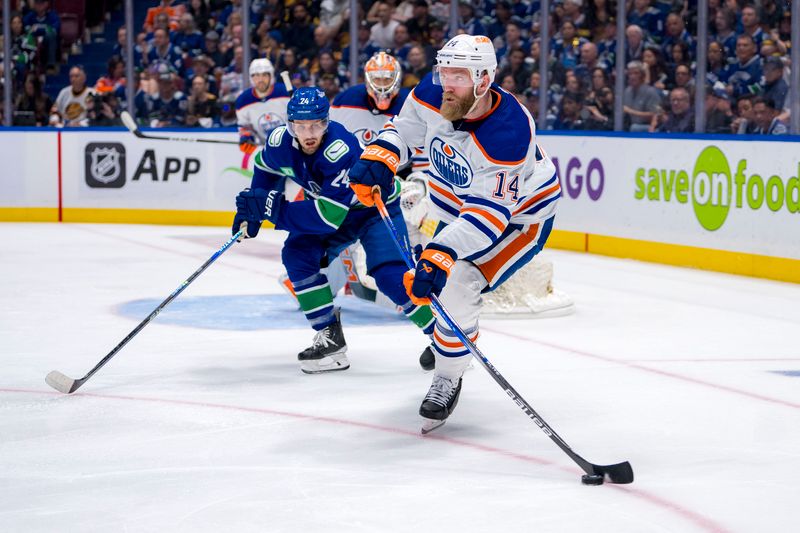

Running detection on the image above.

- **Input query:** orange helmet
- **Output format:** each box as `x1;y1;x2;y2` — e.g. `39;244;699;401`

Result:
365;52;402;111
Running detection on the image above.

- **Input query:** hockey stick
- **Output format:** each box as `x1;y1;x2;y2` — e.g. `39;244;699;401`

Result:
45;230;244;394
280;70;292;92
372;192;634;485
120;110;240;145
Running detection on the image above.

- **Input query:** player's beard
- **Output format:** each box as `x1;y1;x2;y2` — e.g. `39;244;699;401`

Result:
440;90;476;121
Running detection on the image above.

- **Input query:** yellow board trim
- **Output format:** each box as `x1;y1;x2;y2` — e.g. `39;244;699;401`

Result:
0;207;59;222
548;229;800;284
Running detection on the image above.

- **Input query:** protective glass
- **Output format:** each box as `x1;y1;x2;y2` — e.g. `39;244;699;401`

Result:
432;66;475;88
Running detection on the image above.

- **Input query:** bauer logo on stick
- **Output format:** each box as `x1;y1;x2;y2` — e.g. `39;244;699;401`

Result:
85;143;126;188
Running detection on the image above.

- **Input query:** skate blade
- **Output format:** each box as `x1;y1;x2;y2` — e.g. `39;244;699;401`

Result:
421;418;446;434
300;354;350;374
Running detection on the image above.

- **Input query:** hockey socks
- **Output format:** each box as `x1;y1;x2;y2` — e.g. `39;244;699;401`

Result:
292;273;336;330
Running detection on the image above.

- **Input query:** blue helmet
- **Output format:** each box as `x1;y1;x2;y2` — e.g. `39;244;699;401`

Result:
287;87;330;122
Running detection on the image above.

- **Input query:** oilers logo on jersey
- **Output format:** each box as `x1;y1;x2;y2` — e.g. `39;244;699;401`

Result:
352;127;378;146
429;137;473;187
257;112;285;139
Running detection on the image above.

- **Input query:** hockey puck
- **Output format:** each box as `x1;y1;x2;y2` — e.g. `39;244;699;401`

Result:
581;474;604;485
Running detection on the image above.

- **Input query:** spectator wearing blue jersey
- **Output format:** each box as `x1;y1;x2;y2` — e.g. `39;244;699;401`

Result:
23;0;60;72
739;5;765;49
112;27;145;71
661;13;694;63
627;0;663;39
713;7;738;60
724;34;762;98
751;96;788;135
550;20;587;70
499;21;531;61
172;13;204;58
147;28;185;77
135;63;187;127
706;41;729;87
392;24;413;67
457;2;486;36
759;56;788;113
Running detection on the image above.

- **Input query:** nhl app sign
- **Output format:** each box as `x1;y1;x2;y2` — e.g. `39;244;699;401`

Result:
85;142;126;188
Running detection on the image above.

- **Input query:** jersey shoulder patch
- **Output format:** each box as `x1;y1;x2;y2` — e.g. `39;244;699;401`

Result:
331;84;371;109
410;73;442;112
471;88;532;165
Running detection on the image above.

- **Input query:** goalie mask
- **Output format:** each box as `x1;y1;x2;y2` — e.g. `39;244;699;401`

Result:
365;52;402;111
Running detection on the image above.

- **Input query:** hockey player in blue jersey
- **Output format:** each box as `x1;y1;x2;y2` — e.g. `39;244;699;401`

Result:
349;35;560;432
232;87;435;374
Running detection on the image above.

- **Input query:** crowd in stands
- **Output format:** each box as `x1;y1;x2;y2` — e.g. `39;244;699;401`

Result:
0;0;794;134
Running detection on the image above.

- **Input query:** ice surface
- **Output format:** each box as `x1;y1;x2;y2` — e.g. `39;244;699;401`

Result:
1;223;798;532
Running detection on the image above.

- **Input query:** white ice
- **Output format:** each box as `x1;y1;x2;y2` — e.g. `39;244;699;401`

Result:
1;223;799;533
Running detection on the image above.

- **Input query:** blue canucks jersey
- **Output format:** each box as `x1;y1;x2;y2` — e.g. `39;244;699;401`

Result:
251;121;401;235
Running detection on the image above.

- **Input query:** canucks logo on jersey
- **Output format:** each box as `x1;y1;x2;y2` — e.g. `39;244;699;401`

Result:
430;137;473;187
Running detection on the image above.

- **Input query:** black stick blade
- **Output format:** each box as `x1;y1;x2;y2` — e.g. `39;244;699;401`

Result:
45;371;81;394
592;461;634;484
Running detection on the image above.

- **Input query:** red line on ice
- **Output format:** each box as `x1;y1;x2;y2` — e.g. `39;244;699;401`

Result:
3;387;732;533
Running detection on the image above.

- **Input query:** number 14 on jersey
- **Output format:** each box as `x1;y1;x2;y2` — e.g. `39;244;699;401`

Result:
493;171;520;201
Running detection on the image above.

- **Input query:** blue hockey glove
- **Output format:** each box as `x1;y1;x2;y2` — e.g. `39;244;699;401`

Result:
349;140;400;206
403;243;456;305
232;188;283;239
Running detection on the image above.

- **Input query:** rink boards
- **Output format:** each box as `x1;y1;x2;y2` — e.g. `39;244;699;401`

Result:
0;127;798;283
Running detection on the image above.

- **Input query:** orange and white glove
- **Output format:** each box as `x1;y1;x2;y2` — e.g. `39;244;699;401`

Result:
402;244;456;305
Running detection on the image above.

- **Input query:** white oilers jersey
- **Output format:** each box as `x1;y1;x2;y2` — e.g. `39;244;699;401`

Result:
235;84;291;144
378;74;560;260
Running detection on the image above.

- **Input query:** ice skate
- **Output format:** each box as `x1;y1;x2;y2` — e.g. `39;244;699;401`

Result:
298;309;349;374
419;375;462;434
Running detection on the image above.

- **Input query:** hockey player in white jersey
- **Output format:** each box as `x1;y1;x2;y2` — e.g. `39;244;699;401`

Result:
236;58;291;155
349;34;561;433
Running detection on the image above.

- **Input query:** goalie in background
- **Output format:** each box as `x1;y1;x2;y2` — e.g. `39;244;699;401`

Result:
349;34;564;433
232;87;436;374
235;58;290;155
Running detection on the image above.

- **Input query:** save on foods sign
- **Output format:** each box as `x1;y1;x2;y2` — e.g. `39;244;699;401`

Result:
634;145;800;231
539;133;800;281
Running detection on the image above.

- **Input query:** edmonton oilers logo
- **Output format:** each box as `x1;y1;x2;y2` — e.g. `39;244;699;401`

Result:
429;137;473;187
258;112;284;135
353;127;377;146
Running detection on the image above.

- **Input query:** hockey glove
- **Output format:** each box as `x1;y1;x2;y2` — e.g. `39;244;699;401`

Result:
403;243;456;305
239;134;258;155
349;140;401;207
232;188;283;239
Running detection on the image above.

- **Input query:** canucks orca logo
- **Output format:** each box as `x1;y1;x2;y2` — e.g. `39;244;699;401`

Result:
429;137;473;187
353;127;378;146
258;112;285;136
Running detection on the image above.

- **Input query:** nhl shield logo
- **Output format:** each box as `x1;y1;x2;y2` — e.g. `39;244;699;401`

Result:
85;142;126;188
